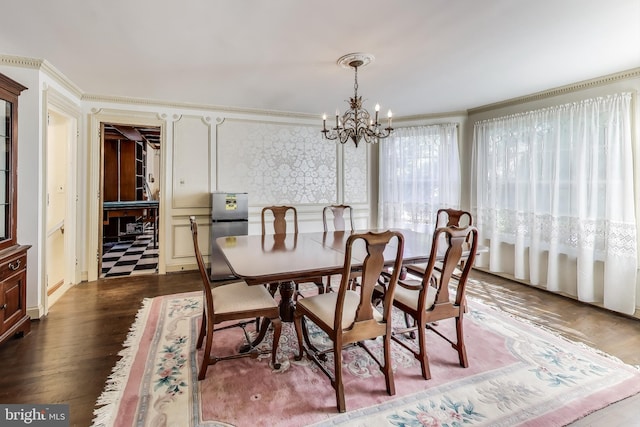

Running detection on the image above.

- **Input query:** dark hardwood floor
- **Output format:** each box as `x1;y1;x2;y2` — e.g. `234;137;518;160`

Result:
0;270;638;427
0;272;200;427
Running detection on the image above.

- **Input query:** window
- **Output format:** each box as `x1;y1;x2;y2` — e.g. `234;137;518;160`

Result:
379;124;460;233
472;93;637;315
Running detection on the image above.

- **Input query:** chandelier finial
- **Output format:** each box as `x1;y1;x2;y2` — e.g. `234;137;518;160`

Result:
322;53;393;147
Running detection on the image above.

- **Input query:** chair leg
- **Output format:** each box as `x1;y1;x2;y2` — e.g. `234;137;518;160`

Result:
404;313;416;339
198;317;215;380
383;334;396;396
268;283;279;297
325;275;332;292
249;316;273;350
293;282;300;301
293;314;322;361
196;309;206;349
416;319;431;380
334;342;346;413
298;316;323;357
270;316;282;370
293;311;306;361
348;275;359;291
314;279;325;294
456;315;469;368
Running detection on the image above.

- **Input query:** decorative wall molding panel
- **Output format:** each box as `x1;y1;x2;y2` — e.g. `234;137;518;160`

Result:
172;115;212;209
217;119;341;205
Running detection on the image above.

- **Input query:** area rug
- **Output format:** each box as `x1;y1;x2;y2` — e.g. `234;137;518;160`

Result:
91;290;640;427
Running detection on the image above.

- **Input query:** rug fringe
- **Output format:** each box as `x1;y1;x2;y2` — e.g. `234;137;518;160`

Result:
91;297;154;427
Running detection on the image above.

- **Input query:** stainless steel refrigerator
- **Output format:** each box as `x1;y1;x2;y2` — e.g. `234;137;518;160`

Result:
209;192;248;280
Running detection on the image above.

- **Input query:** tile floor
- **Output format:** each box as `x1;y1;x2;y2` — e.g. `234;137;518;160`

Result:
101;231;158;278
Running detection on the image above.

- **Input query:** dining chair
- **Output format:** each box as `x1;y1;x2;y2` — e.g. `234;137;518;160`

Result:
261;206;324;300
293;230;405;413
322;204;357;292
386;224;479;380
261;205;298;236
190;216;282;380
390;208;475;335
406;208;473;279
322;204;355;232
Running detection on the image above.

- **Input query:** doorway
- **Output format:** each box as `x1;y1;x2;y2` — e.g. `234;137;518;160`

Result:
100;123;161;278
44;95;80;311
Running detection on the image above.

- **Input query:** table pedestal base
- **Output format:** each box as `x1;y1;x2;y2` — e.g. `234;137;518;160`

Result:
268;279;327;322
278;281;296;322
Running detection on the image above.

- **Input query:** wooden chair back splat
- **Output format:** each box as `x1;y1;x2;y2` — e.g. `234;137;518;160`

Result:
322;204;357;292
322;204;355;232
261;206;298;235
406;208;473;279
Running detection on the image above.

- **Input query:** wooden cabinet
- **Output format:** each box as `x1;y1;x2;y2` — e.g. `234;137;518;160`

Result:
0;245;30;344
135;140;146;200
0;72;30;346
103;139;146;203
103;136;148;242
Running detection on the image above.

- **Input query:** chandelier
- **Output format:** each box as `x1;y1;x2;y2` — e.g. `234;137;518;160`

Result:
322;53;393;147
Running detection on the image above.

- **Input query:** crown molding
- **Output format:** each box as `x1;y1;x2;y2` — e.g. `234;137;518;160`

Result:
468;67;640;115
0;54;42;69
39;59;83;98
81;92;318;120
395;110;468;123
0;54;83;99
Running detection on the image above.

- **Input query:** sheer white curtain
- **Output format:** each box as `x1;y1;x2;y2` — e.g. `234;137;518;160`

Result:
472;93;637;315
379;124;460;233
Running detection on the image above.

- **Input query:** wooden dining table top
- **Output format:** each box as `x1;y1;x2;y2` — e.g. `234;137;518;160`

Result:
215;229;440;286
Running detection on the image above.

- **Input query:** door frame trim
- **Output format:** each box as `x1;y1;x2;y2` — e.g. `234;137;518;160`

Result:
88;109;165;281
43;88;81;312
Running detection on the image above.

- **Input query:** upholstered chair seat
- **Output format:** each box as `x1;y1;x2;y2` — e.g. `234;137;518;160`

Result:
213;281;279;315
296;290;383;331
391;279;438;312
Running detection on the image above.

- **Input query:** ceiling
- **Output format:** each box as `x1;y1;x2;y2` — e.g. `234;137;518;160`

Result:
103;124;161;149
1;0;639;117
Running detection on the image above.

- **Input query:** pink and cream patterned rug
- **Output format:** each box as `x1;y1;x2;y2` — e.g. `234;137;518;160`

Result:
91;290;640;426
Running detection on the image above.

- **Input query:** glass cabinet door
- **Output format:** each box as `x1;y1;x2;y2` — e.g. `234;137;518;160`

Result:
0;73;27;251
0;99;10;242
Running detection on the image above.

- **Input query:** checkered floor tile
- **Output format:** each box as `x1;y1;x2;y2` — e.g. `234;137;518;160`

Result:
101;232;158;278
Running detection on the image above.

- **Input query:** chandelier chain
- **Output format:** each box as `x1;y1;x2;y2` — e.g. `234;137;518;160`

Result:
353;66;358;99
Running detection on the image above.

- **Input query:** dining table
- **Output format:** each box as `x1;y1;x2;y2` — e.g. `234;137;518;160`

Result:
216;229;456;322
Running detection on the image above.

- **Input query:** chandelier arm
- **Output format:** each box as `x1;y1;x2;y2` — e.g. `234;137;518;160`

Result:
339;128;352;145
322;129;338;140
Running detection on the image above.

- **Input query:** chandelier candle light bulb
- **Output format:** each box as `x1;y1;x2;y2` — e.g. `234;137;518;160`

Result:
321;53;394;147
